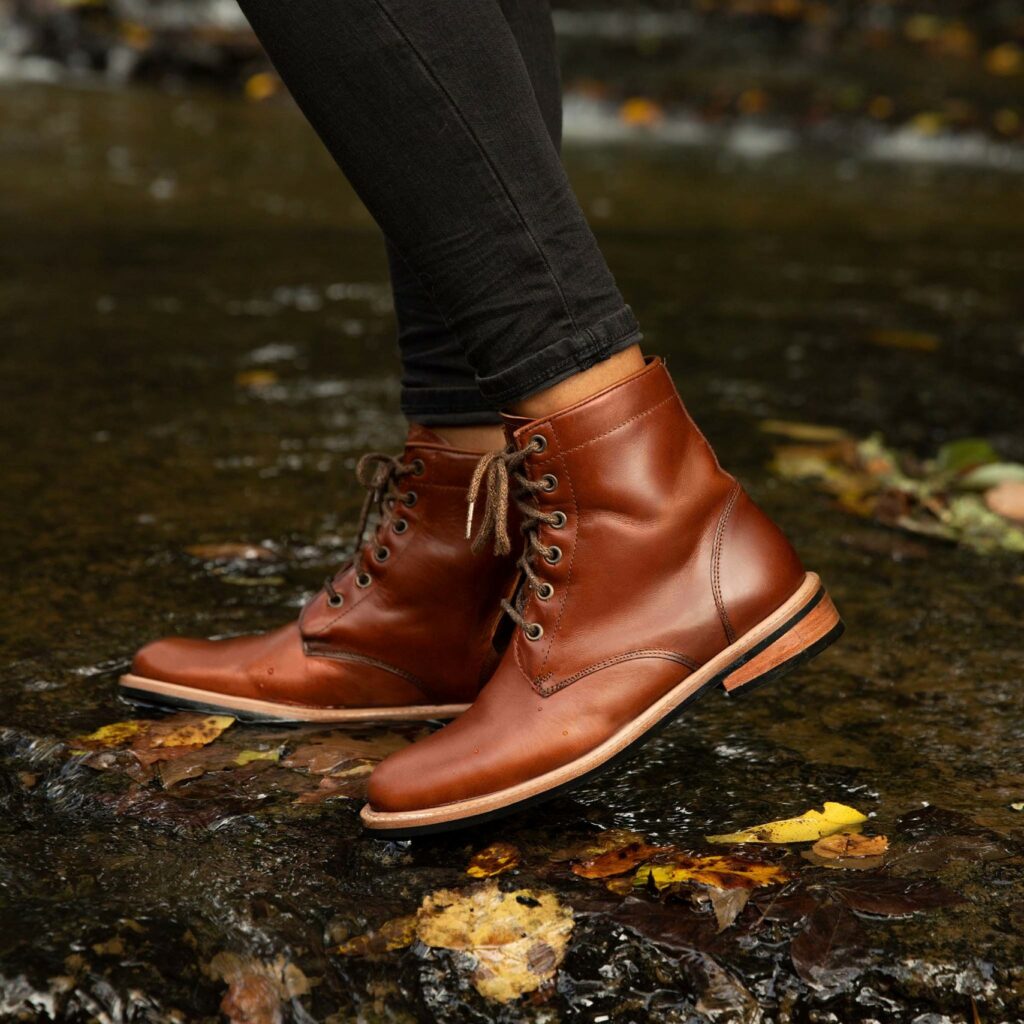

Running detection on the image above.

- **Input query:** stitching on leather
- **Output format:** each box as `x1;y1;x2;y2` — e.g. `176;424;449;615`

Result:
302;644;427;689
532;393;676;464
712;482;741;645
533;649;699;697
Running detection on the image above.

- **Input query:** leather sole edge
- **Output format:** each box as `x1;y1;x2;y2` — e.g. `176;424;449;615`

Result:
360;571;842;836
117;674;471;723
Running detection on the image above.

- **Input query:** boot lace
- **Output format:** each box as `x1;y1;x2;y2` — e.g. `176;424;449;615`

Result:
466;437;561;639
322;452;420;606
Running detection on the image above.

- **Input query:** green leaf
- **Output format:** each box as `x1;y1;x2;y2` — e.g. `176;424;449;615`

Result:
934;439;999;475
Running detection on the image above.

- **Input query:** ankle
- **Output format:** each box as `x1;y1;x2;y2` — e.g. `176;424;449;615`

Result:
425;422;506;452
509;345;646;419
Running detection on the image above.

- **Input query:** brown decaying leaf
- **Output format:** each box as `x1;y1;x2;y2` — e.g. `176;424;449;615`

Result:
826;876;964;916
467;841;521;878
206;952;310;1024
73;713;235;767
790;902;873;993
708;887;751;932
571;841;671;879
547;828;648;863
811;833;889;859
281;731;411;775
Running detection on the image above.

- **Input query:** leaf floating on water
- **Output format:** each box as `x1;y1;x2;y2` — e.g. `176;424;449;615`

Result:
708;886;751;932
547;828;648;863
282;730;412;775
811;833;889;860
335;915;417;956
707;802;867;844
635;854;790;890
1011;802;1024;812
827;876;963;916
758;420;850;442
571;840;671;879
790;903;873;993
416;881;574;1003
147;714;235;749
72;720;147;751
467;841;521;878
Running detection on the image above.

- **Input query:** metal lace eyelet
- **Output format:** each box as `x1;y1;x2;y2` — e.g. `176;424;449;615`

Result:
537;582;554;601
403;491;418;507
530;434;547;453
540;474;558;492
327;593;344;608
393;518;408;534
544;545;563;565
410;458;425;476
549;511;567;529
356;572;372;588
375;546;390;563
525;622;544;641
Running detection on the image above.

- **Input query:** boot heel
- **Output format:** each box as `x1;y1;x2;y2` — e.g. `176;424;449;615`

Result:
719;584;843;697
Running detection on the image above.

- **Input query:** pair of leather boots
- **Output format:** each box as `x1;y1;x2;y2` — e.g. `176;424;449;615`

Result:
121;359;842;836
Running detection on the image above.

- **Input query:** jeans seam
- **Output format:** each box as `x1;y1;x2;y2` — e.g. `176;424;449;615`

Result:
368;0;581;340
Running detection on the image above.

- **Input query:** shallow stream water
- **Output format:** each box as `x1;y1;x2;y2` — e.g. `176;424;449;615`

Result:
1;83;1023;1023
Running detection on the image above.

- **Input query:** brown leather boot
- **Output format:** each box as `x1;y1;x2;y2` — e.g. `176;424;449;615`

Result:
362;359;842;834
119;426;516;722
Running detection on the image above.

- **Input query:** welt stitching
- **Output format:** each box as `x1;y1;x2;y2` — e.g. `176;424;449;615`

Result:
535;649;699;697
369;0;580;338
712;482;741;644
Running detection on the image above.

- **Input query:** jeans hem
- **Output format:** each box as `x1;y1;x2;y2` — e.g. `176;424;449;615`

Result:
401;385;501;425
475;305;642;407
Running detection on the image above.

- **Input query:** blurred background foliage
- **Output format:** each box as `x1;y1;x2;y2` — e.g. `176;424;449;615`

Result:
2;0;1023;145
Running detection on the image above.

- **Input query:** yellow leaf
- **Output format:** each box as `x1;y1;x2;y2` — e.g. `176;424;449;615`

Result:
868;329;940;352
150;715;235;749
466;841;521;878
758;420;850;442
234;749;281;767
985;42;1023;77
635;854;790;890
235;369;279;389
72;720;146;750
245;72;279;102
706;801;867;844
416;882;573;1003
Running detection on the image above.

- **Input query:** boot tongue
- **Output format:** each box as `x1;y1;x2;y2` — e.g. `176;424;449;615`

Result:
405;424;452;448
499;412;534;448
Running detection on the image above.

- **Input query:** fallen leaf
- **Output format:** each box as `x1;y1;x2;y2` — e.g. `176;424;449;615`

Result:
708;887;750;932
293;768;373;804
934;438;999;475
547;829;648;863
416;881;573;1003
758;420;850;442
1011;802;1023;812
790;903;873;993
706;802;867;844
827;876;963;916
867;329;940;352
811;834;889;859
985;481;1024;523
157;745;282;789
467;841;521;878
611;895;722;955
72;720;146;751
147;714;235;749
282;730;411;775
335;915;417;956
235;369;279;389
635;854;790;890
958;463;1024;489
571;841;671;879
206;952;309;1024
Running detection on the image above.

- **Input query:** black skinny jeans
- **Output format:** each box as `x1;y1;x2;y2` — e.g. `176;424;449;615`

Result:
236;0;641;424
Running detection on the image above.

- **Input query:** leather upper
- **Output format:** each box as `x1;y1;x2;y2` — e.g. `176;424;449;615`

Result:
367;359;805;810
132;426;517;709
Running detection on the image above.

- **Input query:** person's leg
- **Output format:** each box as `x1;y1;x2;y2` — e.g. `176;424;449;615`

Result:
233;0;642;411
389;0;565;434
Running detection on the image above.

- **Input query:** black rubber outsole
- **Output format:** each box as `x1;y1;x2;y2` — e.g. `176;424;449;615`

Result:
364;592;844;839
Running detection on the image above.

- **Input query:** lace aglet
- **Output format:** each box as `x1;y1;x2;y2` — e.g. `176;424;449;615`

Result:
465;500;476;541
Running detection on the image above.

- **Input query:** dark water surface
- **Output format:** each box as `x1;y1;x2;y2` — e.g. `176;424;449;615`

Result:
2;83;1023;1022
